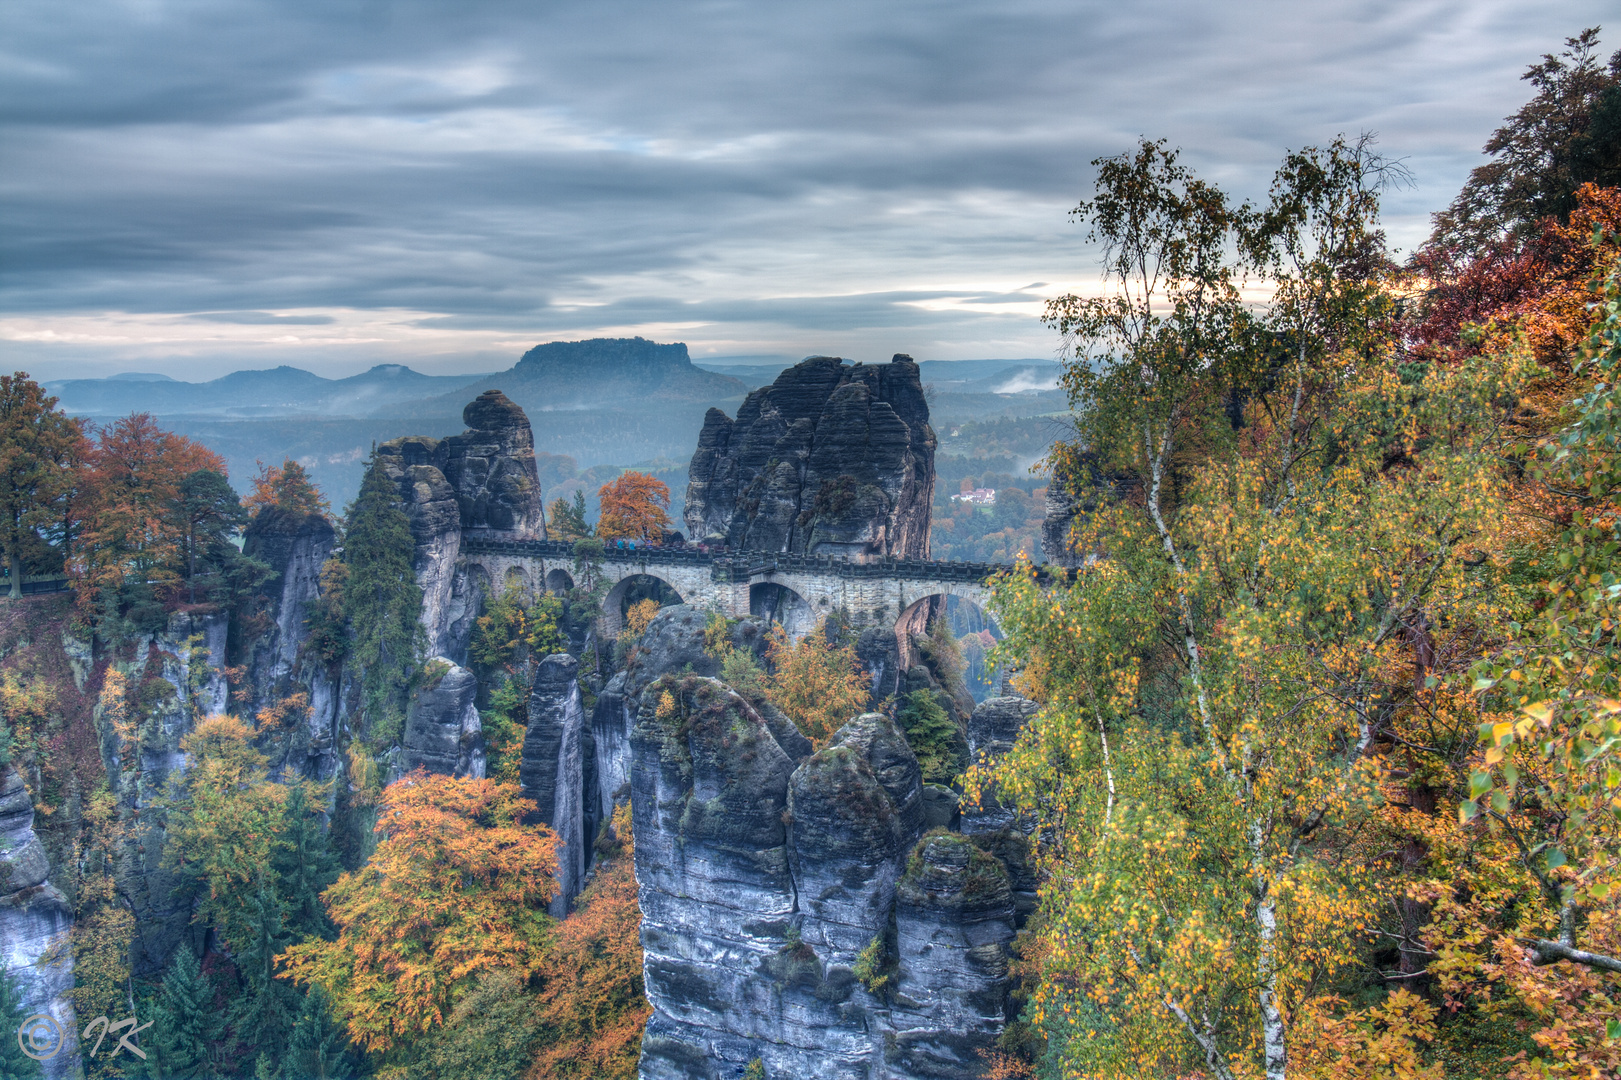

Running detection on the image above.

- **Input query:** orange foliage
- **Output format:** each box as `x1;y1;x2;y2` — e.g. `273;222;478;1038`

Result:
279;771;558;1053
528;804;649;1080
71;412;226;607
596;472;670;544
1483;183;1621;366
245;457;329;518
763;620;869;746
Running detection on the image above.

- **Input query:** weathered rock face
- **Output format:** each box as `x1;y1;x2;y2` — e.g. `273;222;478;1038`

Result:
440;389;547;537
630;611;1019;1080
888;833;1017;1079
684;354;936;557
1041;452;1137;569
632;676;806;1080
0;767;77;1079
960;696;1038;836
401;659;485;780
376;389;547;659
522;653;586;916
242;508;345;780
101;612;231;977
960;696;1040;928
243;507;337;691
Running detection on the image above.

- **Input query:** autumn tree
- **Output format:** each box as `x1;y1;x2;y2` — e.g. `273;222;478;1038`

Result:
470;583;565;674
596;472;670;544
0;373;83;598
763;620;868;746
530;803;649;1080
1430;27;1621;253
246;458;329;519
1453;252;1621;1075
278;772;558;1057
71;413;226;624
981;138;1520;1079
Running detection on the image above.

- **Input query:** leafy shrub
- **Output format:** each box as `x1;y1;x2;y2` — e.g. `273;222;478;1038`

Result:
898;689;967;785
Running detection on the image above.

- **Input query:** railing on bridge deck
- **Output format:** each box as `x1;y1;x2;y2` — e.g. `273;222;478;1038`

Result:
457;533;1049;585
0;573;71;596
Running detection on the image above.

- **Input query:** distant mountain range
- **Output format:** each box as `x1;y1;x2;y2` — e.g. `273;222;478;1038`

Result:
46;363;483;419
46;339;1067;506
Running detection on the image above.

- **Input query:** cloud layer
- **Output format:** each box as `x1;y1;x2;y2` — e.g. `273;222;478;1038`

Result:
0;0;1609;378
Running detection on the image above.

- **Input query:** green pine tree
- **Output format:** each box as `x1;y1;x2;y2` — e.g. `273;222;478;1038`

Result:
228;883;301;1057
285;985;357;1080
0;964;42;1080
342;450;424;748
271;784;341;941
137;945;218;1080
898;689;967;786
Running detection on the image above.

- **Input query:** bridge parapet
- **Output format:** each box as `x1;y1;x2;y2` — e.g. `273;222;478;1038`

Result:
458;533;1046;586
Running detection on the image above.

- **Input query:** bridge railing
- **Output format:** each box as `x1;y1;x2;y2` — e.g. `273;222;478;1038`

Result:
458;532;1050;585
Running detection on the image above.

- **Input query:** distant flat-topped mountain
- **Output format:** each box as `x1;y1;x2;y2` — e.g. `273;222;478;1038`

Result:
411;337;748;417
47;363;481;418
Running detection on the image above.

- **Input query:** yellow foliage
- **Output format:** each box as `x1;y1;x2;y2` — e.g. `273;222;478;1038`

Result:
625;598;661;638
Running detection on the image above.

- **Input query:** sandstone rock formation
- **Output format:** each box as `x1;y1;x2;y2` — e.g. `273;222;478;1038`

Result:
376;389;547;658
960;696;1039;836
401;659;486;780
887;833;1016;1078
627;607;1020;1079
106;613;231;977
243;507;345;779
1041;452;1139;569
522;653;586;917
684;355;936;557
0;767;77;1079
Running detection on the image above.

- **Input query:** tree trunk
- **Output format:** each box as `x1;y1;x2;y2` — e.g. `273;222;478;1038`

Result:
1253;821;1287;1080
8;547;20;599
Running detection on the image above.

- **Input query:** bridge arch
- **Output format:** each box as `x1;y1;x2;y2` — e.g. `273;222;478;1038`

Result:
545;567;574;595
503;565;532;601
602;573;685;636
895;590;1005;702
464;562;493;604
750;582;815;640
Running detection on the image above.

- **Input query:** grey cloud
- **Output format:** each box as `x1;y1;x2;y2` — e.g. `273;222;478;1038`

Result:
0;0;1613;375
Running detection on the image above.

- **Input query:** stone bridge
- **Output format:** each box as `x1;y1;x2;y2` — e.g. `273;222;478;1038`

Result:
459;536;1028;641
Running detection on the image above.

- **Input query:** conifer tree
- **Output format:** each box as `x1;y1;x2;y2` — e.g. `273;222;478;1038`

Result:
0;964;42;1080
342;450;423;746
229;882;300;1056
898;689;965;786
272;784;341;941
138;945;218;1080
285;976;356;1079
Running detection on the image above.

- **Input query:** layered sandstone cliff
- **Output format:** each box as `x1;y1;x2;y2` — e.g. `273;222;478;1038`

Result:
626;607;1028;1079
684;355;936;558
0;766;77;1080
375;389;547;659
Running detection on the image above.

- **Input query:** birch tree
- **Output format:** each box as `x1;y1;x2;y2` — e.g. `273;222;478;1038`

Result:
983;140;1519;1079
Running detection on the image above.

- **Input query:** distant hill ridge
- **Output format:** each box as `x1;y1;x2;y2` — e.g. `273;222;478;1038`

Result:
413;337;749;416
47;363;479;419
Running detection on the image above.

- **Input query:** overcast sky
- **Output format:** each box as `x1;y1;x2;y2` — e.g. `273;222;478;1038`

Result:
0;1;1609;381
